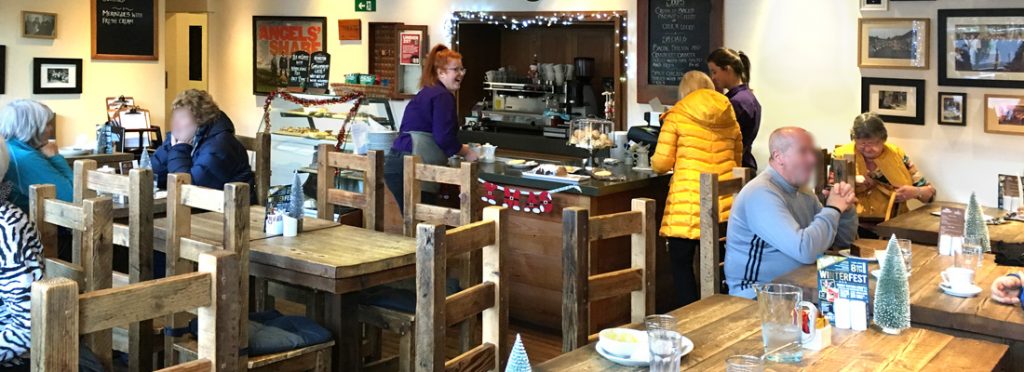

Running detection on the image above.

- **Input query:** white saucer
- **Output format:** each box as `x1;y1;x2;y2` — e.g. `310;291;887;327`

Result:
839;249;877;262
940;282;982;297
595;335;694;367
871;269;911;278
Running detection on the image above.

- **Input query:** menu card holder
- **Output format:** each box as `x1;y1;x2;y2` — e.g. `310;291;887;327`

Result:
938;206;965;256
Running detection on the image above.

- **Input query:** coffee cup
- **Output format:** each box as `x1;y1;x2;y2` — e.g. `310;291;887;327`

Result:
940;267;975;289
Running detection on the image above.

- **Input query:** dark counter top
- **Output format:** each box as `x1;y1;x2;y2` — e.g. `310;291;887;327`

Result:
476;156;669;197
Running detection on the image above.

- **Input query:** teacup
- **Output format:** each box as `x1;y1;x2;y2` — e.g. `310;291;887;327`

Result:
940;267;975;289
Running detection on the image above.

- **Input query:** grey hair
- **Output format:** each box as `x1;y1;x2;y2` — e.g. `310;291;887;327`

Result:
851;112;887;141
768;127;810;161
0;100;54;148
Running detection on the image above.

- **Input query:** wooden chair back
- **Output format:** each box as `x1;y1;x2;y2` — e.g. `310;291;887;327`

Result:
164;173;250;367
237;132;271;205
831;154;856;186
698;167;754;299
815;148;831;198
316;144;384;230
29;184;114;369
402;155;480;236
415;206;508;372
31;250;241;372
561;198;656;352
72;159;156;370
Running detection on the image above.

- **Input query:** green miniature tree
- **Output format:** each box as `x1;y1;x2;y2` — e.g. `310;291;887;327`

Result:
288;171;304;219
505;333;532;372
964;192;992;252
873;235;911;335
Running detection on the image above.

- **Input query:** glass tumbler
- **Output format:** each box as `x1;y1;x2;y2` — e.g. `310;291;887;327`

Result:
725;355;765;372
648;329;683;372
896;238;913;274
959;237;984;269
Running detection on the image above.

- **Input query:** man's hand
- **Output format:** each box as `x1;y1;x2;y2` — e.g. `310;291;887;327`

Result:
894;185;920;203
991;275;1022;305
826;181;856;213
40;141;59;158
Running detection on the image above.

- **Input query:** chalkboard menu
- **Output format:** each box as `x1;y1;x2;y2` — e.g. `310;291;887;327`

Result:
287;51;310;92
307;51;331;94
91;0;158;60
638;0;722;103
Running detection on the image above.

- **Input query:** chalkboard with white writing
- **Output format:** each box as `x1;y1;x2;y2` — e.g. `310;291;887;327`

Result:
287;51;311;92
637;0;722;103
307;51;331;94
92;0;158;60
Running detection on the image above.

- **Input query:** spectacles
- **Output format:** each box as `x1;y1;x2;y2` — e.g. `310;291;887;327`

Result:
443;67;467;74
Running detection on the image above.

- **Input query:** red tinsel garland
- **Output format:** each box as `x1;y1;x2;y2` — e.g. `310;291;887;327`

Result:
259;89;365;150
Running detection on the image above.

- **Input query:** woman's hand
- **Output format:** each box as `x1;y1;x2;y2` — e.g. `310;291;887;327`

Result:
40;141;59;158
855;176;875;194
991;275;1022;305
459;144;479;161
172;125;197;146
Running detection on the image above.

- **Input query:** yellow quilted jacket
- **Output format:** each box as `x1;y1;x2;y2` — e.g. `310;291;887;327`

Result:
651;89;743;239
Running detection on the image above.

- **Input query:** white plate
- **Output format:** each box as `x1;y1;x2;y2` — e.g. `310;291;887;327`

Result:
59;147;93;156
940;283;982;297
839;249;878;262
506;160;538;169
931;211;997;221
595;332;694;367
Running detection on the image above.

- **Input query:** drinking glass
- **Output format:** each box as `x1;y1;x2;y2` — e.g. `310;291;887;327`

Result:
959;237;984;269
896;238;913;274
753;283;817;363
644;314;676;332
648;329;683;372
725;355;765;372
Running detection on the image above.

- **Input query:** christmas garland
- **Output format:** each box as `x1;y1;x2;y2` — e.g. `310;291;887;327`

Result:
259;89;365;150
479;179;581;214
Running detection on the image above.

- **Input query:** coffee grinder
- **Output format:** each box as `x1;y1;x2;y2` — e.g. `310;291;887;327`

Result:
566;57;598;117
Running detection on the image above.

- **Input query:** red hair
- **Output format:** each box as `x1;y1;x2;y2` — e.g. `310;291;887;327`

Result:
420;44;462;88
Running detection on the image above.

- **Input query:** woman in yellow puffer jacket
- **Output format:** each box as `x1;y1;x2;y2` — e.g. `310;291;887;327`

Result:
652;71;743;306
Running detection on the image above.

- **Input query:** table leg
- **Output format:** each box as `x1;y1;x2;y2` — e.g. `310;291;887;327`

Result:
325;291;361;372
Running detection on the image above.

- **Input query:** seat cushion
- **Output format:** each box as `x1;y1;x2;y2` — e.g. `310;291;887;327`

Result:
359;278;462;313
187;310;332;357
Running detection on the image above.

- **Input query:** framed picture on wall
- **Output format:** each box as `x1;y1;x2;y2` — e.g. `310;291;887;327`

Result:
858;18;929;69
861;77;925;125
937;92;967;126
252;16;328;94
22;11;57;39
33;58;82;94
984;94;1024;136
860;0;888;12
0;46;6;95
938;8;1024;88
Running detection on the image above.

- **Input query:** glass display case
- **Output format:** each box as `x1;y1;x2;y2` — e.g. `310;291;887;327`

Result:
568;118;613;171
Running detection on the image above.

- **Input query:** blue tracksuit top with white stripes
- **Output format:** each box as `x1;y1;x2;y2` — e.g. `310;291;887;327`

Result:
724;166;857;299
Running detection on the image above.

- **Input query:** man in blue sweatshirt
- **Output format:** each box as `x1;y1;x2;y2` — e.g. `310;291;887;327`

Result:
725;127;858;299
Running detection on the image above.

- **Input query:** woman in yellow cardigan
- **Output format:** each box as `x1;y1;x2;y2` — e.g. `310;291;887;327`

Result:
834;113;936;224
652;71;743;306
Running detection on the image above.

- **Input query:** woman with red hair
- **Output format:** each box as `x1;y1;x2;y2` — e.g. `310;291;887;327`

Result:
384;44;477;211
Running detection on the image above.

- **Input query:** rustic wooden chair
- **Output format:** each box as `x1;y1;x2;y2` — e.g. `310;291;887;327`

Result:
164;174;334;371
814;148;831;200
73;159;157;371
31;250;241;372
561;198;656;352
416;206;508;372
315;144;384;230
30;185;115;370
237;132;272;205
698;167;754;298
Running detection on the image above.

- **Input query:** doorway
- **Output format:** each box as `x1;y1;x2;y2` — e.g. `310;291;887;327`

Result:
165;12;209;119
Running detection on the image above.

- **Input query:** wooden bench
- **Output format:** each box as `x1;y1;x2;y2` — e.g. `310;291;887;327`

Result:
698;167;752;298
561;198;656;352
31;250;241;372
415;206;508;372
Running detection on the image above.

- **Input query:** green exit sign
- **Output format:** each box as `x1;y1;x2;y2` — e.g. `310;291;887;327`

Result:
355;0;376;12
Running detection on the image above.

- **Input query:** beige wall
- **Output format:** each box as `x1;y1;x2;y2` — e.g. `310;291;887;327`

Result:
0;0;165;147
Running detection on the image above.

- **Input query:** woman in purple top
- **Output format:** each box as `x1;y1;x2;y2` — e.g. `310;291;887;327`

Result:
384;44;478;211
708;48;761;171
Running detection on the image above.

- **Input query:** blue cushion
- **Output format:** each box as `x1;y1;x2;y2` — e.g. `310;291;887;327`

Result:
187;310;332;357
360;278;462;313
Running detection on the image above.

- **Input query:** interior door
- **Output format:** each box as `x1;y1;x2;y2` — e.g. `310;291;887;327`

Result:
165;13;209;118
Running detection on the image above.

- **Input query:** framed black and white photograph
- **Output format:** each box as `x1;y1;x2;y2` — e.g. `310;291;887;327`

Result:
22;11;57;39
860;0;888;12
939;8;1024;88
33;58;82;94
858;18;929;69
938;92;967;126
862;77;925;125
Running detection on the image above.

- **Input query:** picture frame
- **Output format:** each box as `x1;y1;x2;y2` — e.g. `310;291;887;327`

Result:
984;94;1024;136
861;77;926;125
252;16;328;94
937;92;967;126
22;11;57;39
938;8;1024;89
33;58;82;94
860;0;888;12
91;0;158;60
858;18;929;69
0;46;5;95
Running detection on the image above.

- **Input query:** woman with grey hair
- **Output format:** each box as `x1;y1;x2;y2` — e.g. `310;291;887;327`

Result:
834;112;936;221
0;99;72;212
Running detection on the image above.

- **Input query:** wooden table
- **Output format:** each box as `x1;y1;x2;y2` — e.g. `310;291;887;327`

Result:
535;294;1008;371
111;197;167;220
248;225;417;372
876;201;1024;245
63;151;134;169
152;206;339;247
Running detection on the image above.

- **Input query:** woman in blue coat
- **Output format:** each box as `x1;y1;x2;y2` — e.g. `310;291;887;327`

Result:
152;89;254;197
